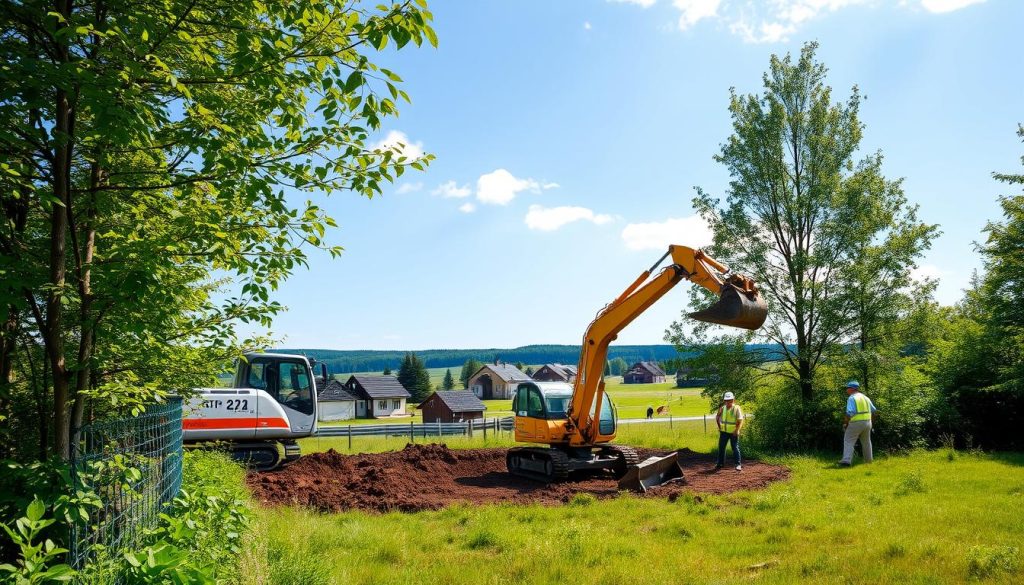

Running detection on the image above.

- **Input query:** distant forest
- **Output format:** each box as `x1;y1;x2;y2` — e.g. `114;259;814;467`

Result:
270;344;781;375
272;345;689;374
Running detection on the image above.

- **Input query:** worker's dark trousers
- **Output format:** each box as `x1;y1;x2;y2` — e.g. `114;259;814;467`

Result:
717;431;741;466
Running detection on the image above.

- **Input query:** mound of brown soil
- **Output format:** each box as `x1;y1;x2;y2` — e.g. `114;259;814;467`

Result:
247;444;789;513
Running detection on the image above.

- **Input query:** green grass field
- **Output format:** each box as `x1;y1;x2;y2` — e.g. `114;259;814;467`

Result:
318;379;712;426
248;424;1024;584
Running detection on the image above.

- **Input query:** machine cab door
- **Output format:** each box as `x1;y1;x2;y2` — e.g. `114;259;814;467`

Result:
513;383;547;440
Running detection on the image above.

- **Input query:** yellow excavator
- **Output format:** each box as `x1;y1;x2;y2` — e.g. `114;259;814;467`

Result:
506;245;767;489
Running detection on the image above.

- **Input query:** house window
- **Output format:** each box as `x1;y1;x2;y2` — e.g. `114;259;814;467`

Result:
392;399;400;410
378;400;387;410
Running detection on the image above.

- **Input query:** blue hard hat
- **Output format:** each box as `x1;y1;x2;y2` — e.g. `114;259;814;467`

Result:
845;380;860;389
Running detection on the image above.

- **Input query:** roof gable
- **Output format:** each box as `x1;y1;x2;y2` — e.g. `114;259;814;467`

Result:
629;361;667;377
474;364;531;383
419;391;487;413
318;380;358;402
347;375;411;399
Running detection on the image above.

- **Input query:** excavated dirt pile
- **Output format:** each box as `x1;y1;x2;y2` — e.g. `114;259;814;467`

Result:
247;444;790;512
248;443;789;513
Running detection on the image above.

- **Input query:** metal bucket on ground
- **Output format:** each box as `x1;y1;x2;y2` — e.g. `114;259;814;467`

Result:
689;283;768;330
618;451;685;493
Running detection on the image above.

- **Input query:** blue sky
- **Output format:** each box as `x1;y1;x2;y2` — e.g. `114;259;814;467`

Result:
261;0;1022;351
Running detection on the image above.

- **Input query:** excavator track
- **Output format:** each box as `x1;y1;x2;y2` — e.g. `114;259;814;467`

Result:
506;447;570;483
600;445;639;478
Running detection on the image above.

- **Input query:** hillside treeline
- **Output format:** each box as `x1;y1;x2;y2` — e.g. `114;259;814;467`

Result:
276;344;692;374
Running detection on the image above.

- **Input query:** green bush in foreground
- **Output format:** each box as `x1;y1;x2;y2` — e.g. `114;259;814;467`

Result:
0;449;250;584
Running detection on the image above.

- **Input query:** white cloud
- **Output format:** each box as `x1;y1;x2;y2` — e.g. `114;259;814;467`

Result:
369;130;424;160
525;205;613;231
431;180;472;198
673;0;720;30
608;0;657;7
584;21;593;29
459;202;476;213
395;182;422;194
920;0;985;13
609;0;982;43
476;169;555;205
621;216;713;251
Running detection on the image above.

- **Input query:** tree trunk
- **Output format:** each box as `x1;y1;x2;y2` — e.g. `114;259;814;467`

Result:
47;0;74;459
71;167;99;433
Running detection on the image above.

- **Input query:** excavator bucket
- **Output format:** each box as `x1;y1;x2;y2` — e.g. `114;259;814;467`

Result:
689;283;768;330
618;451;685;493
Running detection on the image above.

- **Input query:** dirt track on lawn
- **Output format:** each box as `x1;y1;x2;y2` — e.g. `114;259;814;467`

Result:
247;443;790;513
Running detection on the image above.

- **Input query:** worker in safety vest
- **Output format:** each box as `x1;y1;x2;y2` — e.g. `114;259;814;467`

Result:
715;391;744;471
839;380;877;466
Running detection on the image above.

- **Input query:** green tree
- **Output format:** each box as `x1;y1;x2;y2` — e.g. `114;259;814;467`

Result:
442;369;455;390
925;126;1024;449
397;352;431;402
525;366;535;377
460;359;482;389
669;43;935;446
383;366;392;376
0;0;436;459
609;357;628;377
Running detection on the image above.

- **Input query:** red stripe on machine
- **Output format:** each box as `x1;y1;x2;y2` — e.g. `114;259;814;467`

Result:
183;417;289;430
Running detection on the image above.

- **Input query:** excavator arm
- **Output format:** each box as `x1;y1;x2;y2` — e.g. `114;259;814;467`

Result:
565;245;766;446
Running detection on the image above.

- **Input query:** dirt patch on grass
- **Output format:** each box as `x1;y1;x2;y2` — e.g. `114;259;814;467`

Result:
247;444;789;513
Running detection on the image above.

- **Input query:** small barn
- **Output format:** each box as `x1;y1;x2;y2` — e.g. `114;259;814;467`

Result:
623;361;667;384
344;375;411;418
418;391;487;423
317;380;358;422
468;363;531;400
531;363;578;383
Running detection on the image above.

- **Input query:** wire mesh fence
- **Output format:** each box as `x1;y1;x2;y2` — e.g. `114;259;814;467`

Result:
67;397;183;569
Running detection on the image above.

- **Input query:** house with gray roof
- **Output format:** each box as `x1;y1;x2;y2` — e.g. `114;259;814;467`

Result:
317;380;358;422
417;390;487;423
468;363;531;400
532;363;578;383
623;361;667;384
344;375;412;418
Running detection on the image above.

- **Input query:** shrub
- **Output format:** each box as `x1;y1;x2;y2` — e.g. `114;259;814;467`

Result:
966;545;1019;580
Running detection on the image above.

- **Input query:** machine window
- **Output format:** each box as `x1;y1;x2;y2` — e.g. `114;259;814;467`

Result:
526;388;545;418
246;361;269;390
277;361;314;416
545;395;570;419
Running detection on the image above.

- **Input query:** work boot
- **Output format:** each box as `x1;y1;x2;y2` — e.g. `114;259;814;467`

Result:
714;463;723;470
735;464;743;471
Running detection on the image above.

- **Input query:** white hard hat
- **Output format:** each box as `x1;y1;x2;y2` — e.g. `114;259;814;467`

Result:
723;391;735;400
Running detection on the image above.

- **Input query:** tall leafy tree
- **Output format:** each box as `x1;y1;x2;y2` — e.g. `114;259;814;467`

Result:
672;42;934;406
442;368;454;390
0;0;436;459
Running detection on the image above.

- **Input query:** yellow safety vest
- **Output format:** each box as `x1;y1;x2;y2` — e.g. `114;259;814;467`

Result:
721;405;741;433
850;393;872;422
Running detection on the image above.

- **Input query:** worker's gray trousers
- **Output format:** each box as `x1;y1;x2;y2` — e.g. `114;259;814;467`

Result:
840;420;873;464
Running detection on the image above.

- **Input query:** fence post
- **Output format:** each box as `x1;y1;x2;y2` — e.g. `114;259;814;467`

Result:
348;425;352;450
483;418;487;440
410;421;414;442
670;415;673;429
703;414;707;434
468;419;473;438
437;420;441;438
